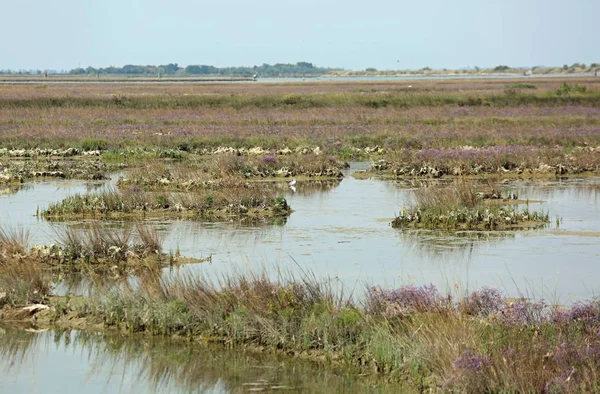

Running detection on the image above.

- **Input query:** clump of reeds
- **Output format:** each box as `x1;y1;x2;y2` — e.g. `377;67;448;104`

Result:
0;227;51;307
392;180;549;230
0;226;31;256
42;184;291;220
51;222;163;267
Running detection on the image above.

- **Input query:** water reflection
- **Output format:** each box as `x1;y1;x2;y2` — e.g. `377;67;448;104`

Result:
0;184;32;196
398;229;516;257
272;178;341;196
0;325;399;394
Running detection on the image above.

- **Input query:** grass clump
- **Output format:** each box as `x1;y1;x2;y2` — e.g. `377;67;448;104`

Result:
554;82;589;96
28;222;167;276
505;83;537;89
392;180;549;230
42;184;291;221
0;227;51;307
53;222;162;262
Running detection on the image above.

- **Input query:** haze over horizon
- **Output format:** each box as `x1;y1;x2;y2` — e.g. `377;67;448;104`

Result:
2;0;598;71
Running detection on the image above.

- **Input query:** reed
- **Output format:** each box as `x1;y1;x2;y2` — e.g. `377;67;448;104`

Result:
0;227;50;307
42;183;291;221
23;273;600;393
392;180;549;230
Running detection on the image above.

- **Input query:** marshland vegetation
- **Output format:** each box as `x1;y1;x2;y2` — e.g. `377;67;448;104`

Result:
2;77;600;392
1;79;600;181
3;256;600;393
0;223;192;280
392;180;549;230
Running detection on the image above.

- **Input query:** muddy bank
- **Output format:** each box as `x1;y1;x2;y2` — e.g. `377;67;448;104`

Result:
0;158;110;183
368;145;600;180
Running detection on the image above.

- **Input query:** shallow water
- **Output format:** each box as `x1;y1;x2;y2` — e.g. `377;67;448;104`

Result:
0;325;395;394
2;170;600;393
1;170;600;301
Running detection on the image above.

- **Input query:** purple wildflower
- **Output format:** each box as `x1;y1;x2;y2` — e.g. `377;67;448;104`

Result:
496;299;548;326
366;284;447;318
461;287;505;317
260;153;277;165
568;299;600;325
453;349;490;373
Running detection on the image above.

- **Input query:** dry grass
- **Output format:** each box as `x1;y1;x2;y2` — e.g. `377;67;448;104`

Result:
0;227;51;307
54;222;163;262
18;273;599;393
0;226;31;255
413;179;480;210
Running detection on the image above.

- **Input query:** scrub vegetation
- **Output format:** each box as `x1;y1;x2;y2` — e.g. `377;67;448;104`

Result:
2;77;600;392
392;180;549;230
3;264;600;393
1;79;599;179
42;183;291;221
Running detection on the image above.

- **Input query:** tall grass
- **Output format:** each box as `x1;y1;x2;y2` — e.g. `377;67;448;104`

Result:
0;226;31;255
0;227;51;307
37;272;600;393
55;222;162;262
43;184;291;220
393;180;549;229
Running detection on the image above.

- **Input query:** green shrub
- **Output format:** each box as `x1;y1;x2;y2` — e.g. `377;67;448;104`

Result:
555;82;588;96
504;83;536;89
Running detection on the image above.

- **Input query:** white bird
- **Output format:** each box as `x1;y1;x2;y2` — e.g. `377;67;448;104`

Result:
289;185;297;193
288;179;297;186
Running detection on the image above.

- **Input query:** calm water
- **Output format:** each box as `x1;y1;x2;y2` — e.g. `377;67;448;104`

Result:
2;170;600;393
0;325;396;394
1;170;599;301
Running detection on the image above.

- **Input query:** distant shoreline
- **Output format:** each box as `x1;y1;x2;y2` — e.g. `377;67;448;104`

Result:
0;71;597;84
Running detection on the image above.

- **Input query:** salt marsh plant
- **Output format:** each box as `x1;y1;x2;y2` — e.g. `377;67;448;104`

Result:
54;222;162;264
380;145;600;178
0;227;51;307
392;180;549;230
118;155;346;190
1;79;600;164
42;184;291;221
8;273;600;393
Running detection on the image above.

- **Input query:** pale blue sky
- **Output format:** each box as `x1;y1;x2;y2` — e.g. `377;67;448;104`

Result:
2;0;598;71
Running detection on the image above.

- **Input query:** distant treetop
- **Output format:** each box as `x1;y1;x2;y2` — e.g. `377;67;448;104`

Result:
493;65;511;72
67;62;337;77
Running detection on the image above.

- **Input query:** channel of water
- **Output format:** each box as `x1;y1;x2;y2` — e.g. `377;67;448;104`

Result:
2;167;600;393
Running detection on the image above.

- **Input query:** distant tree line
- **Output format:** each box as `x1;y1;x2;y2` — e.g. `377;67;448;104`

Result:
64;62;337;77
69;63;181;75
2;61;598;76
184;62;335;76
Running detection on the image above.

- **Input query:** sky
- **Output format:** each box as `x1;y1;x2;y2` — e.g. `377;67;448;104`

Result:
2;0;598;71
